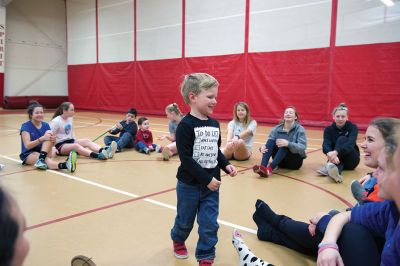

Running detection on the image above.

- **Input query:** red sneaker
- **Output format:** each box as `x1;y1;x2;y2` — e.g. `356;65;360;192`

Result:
173;241;188;259
252;165;262;175
259;165;272;177
199;259;214;266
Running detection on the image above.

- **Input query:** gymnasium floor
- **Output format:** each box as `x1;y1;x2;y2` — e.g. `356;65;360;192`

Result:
0;110;367;266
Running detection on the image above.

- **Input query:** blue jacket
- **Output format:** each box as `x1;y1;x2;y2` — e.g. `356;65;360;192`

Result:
351;201;400;266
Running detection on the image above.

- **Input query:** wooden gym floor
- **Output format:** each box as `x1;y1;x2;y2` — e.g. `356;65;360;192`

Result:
0;110;367;266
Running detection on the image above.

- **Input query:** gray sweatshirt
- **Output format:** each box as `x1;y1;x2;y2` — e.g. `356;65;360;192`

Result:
268;122;307;158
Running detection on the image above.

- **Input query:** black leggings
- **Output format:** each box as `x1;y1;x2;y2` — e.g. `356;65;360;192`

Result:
335;136;360;173
259;215;381;266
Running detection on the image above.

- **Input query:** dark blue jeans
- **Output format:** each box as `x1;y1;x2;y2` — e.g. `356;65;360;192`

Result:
135;141;157;152
261;139;304;170
334;136;360;173
104;133;134;151
171;181;219;261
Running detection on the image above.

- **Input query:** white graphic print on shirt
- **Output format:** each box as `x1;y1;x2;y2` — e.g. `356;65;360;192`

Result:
193;126;219;169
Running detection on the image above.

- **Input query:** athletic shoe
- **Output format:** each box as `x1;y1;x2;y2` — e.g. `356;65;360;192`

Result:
317;164;329;176
351;180;367;204
199;260;213;266
253;165;271;177
66;151;77;173
105;141;118;159
173;241;188;259
144;147;151;154
155;144;161;153
98;150;108;160
71;255;97;266
327;162;343;183
0;164;4;170
34;158;48;170
162;146;171;161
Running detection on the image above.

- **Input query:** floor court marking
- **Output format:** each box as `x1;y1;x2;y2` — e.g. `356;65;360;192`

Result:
1;155;258;235
2;150;352;209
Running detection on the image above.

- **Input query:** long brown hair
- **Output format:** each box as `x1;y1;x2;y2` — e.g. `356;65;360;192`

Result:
53;102;72;119
27;101;43;120
233;102;251;126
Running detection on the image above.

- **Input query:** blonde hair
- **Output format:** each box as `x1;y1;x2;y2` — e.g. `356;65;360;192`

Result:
166;103;183;116
233;102;251;126
332;102;348;116
180;73;219;104
385;121;400;170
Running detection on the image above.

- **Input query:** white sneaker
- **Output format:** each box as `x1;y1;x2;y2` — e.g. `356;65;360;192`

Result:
0;164;4;170
106;141;118;159
162;146;170;161
327;162;343;183
155;144;161;153
317;164;329;176
66;151;77;173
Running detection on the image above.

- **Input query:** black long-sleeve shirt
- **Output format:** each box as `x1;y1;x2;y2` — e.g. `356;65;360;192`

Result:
176;113;229;186
322;121;359;156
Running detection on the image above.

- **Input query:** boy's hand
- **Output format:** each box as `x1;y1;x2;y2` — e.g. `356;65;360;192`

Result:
148;145;155;151
207;177;221;191
226;165;237;177
116;122;123;129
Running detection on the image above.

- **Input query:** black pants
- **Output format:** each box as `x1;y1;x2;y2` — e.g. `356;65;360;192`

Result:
259;215;381;266
262;139;304;169
335;136;360;173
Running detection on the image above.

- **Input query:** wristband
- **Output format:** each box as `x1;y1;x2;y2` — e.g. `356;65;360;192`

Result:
318;245;339;254
318;242;339;254
318;242;338;249
235;134;240;139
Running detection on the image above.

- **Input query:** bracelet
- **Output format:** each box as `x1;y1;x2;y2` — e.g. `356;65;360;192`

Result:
235;134;240;139
318;245;339;254
318;242;338;249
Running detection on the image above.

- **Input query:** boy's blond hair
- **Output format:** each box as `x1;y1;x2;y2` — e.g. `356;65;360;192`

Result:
181;73;219;104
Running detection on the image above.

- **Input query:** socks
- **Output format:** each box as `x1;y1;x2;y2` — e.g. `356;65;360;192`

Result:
39;151;48;161
99;148;104;153
90;152;99;158
232;229;274;266
58;162;67;169
255;199;280;227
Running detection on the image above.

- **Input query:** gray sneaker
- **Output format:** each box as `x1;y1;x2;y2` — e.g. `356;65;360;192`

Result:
317;164;329;176
34;158;48;170
105;141;118;159
327;162;343;183
351;180;366;204
162;146;170;161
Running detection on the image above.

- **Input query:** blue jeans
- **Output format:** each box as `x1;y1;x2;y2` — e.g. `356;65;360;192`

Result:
104;133;134;151
261;139;303;169
171;181;219;261
135;141;157;152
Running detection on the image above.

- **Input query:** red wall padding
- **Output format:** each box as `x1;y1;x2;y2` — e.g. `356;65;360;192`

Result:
0;73;3;107
68;42;400;129
3;96;69;109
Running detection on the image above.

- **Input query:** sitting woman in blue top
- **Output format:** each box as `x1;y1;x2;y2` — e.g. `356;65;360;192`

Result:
317;122;400;266
253;106;307;177
19;101;77;172
222;102;257;161
317;103;360;183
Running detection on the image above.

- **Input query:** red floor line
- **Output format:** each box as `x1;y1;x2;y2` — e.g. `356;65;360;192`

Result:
0;169;37;177
26;187;176;231
276;172;353;208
